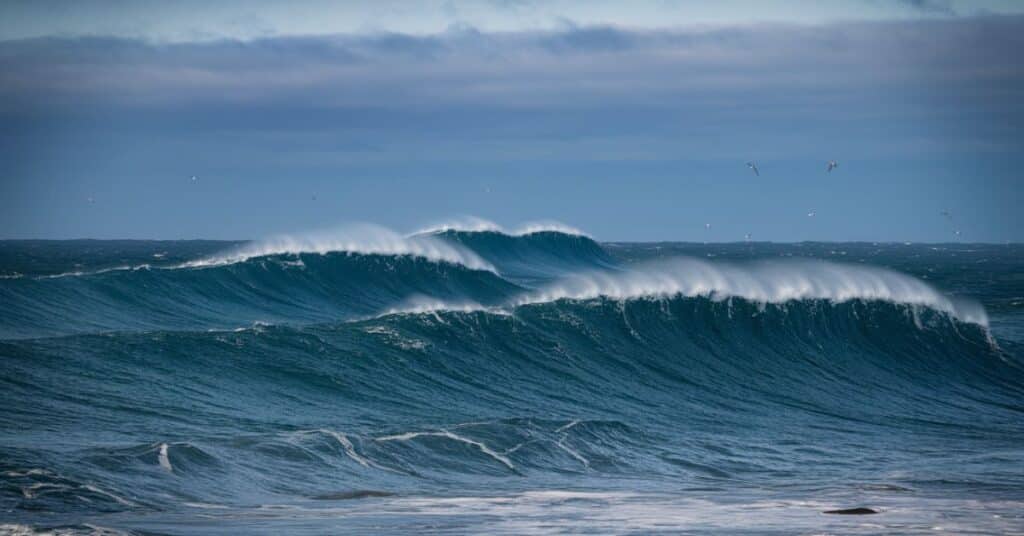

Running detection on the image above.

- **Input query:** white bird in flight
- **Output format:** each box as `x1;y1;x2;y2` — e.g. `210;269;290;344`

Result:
826;160;838;173
190;175;198;182
746;162;759;176
807;210;816;217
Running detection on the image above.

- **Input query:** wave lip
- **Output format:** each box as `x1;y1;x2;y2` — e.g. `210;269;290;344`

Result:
517;258;989;326
184;224;496;272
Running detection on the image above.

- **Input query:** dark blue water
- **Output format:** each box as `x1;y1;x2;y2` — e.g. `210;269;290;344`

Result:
2;227;1023;534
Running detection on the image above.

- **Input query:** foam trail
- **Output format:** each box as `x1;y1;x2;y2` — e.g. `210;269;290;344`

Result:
187;224;495;272
376;431;515;470
518;258;989;326
380;295;503;317
320;430;383;470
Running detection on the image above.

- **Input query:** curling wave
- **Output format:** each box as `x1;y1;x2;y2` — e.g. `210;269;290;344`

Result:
517;258;989;326
187;224;496;272
2;234;1022;534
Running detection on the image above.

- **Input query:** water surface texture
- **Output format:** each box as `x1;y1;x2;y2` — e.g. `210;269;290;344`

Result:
2;228;1022;534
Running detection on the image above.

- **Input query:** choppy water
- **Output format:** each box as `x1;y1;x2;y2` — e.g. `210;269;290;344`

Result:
1;226;1022;534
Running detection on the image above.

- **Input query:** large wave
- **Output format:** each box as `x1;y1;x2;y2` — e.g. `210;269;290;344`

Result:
0;226;993;340
186;224;496;272
2;229;1022;531
517;258;989;326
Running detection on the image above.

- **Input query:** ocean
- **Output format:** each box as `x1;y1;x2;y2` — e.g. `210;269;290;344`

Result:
1;226;1022;534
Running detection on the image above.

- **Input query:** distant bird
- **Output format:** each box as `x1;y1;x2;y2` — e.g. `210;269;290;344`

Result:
940;210;953;221
705;223;711;230
190;175;198;182
807;210;816;217
745;233;752;242
86;196;94;204
746;162;760;176
311;194;317;201
954;230;962;237
826;160;838;173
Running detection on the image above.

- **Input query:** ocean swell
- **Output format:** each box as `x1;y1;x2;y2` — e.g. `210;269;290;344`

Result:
516;258;988;326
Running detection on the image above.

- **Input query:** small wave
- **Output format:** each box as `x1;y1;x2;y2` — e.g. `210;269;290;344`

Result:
379;295;506;317
185;224;495;272
416;217;588;237
318;430;384;470
376;430;515;470
29;264;152;280
517;258;989;326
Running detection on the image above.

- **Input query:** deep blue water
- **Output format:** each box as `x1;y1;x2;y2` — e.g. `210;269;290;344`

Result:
1;228;1023;534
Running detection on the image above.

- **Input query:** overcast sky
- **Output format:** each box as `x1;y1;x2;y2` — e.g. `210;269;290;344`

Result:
1;1;1022;241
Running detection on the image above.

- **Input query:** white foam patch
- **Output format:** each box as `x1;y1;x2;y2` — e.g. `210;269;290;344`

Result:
186;224;495;272
517;258;988;326
157;443;173;473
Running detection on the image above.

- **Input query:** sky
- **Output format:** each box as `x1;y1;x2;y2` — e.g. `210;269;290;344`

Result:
1;0;1022;242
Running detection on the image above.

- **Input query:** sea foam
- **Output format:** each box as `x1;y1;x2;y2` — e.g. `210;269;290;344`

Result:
517;258;988;326
186;224;495;272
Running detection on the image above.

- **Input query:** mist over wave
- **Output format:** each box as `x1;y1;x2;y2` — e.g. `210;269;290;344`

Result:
187;223;497;272
518;257;989;326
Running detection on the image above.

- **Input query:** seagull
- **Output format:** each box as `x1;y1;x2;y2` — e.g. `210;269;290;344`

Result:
746;162;759;176
807;210;816;217
826;160;838;173
705;223;711;230
745;233;752;242
190;175;198;182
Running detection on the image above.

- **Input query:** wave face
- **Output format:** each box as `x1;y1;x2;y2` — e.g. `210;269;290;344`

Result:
423;228;616;282
2;233;1023;534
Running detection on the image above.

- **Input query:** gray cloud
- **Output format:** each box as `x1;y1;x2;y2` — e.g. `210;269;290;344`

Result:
0;16;1021;167
895;0;956;15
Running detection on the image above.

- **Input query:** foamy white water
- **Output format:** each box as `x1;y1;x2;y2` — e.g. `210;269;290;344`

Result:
517;258;989;325
186;224;495;272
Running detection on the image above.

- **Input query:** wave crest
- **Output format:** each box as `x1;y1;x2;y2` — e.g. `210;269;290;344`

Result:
517;258;988;325
416;217;588;237
187;224;495;272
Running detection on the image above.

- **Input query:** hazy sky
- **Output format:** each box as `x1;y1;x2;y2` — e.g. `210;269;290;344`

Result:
1;1;1022;241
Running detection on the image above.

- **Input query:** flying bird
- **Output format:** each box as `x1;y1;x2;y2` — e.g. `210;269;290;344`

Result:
940;210;953;220
746;162;759;176
745;233;752;242
705;223;711;230
807;210;816;218
190;175;198;182
826;160;838;173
